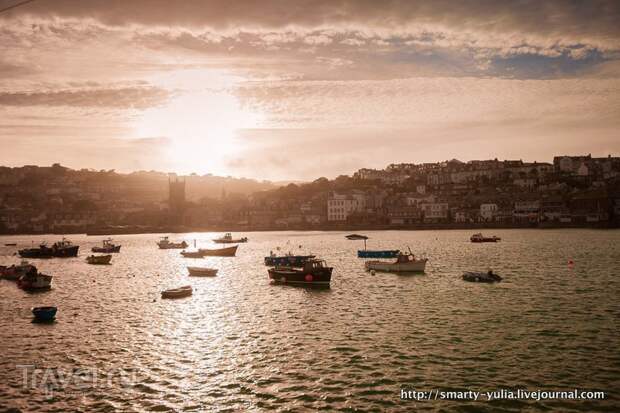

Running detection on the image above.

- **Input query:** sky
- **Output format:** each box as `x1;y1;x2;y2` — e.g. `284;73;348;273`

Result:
1;0;619;181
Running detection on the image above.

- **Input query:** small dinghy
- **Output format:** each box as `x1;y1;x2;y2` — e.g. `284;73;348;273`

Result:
199;245;238;257
4;243;17;246
187;267;218;277
86;254;112;265
161;285;193;299
180;250;204;258
462;270;502;283
32;306;57;322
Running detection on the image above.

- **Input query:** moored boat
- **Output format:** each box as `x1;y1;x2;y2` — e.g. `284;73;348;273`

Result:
213;233;248;243
180;250;204;258
0;260;37;281
4;243;17;246
470;233;501;243
92;238;121;253
199;245;238;257
161;285;193;299
157;236;188;249
187;267;218;277
18;272;53;290
357;249;400;258
18;238;79;258
264;253;316;267
462;271;502;283
365;253;427;273
32;306;57;322
268;259;333;287
86;254;112;265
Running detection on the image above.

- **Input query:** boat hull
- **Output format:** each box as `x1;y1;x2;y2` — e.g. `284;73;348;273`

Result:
161;286;193;299
181;251;204;258
92;245;121;253
187;267;218;277
268;267;332;286
86;255;112;265
462;272;502;283
366;259;427;273
213;238;247;244
32;306;57;321
264;255;316;267
199;245;238;257
357;250;400;258
18;245;79;258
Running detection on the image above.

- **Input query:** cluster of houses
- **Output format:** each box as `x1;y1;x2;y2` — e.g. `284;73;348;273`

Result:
1;154;620;233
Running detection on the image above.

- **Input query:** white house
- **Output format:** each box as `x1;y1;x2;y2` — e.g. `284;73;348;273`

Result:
480;203;498;221
327;192;366;221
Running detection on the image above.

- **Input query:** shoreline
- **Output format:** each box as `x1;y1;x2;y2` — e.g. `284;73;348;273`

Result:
0;221;618;237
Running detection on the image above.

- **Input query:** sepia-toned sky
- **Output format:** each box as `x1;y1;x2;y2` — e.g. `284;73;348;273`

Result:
1;0;619;180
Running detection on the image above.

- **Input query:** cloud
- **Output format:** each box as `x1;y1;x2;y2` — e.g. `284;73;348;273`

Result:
0;86;171;108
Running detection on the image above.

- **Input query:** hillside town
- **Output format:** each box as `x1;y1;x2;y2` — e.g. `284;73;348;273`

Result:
1;154;620;234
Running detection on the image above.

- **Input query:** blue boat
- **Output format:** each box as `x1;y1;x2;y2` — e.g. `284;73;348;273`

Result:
32;306;57;322
357;250;400;258
264;254;316;267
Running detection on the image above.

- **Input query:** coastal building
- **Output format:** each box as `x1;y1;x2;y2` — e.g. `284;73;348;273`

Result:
327;191;366;222
420;202;449;223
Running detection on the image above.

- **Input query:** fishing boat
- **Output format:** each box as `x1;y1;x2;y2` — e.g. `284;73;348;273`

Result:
365;252;428;273
357;249;400;258
462;271;502;283
32;306;57;322
187;267;218;277
0;260;37;281
199;245;238;257
346;234;368;240
86;254;112;265
161;285;193;299
92;238;121;253
264;252;316;267
157;236;188;249
213;233;248;243
268;259;333;287
470;233;501;243
180;250;204;258
18;238;79;258
18;272;53;290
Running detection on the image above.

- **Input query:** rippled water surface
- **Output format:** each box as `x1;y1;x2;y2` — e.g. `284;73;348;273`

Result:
1;230;619;412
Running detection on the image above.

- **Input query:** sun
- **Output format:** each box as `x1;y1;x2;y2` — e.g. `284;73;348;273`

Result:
133;90;261;175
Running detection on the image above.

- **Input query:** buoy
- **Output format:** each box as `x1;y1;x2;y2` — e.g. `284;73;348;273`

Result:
305;274;313;282
370;270;376;276
568;259;574;266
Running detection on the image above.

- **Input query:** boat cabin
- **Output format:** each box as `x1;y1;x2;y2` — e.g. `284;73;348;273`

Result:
303;259;328;271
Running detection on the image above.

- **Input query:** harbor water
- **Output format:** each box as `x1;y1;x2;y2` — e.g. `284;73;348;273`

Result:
0;229;619;412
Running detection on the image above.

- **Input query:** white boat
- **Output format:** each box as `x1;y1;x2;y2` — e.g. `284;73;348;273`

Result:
365;253;428;273
187;267;218;277
157;236;188;249
161;285;193;299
